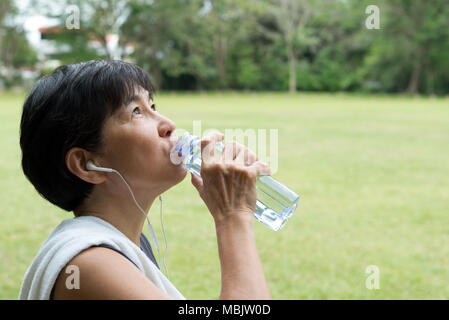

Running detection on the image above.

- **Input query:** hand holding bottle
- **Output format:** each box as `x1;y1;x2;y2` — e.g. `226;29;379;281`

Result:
173;130;299;231
190;131;271;226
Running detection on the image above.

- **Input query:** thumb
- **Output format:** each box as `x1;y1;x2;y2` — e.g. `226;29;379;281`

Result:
190;172;204;191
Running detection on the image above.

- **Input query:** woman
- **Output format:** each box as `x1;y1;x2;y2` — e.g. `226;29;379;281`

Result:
18;60;271;299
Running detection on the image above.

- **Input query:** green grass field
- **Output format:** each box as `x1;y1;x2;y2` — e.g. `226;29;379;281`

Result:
1;91;448;299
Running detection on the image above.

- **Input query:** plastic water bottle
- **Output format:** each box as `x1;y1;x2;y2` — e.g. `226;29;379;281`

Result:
171;132;300;231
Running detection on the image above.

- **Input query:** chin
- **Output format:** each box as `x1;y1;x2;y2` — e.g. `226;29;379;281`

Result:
175;165;188;182
159;169;187;195
165;164;188;189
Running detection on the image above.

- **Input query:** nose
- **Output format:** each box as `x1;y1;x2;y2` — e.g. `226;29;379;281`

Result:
158;116;176;138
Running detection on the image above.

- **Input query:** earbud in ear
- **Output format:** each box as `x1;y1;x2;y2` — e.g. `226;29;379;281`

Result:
86;160;113;173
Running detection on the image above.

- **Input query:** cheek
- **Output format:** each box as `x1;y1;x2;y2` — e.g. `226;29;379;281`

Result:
133;136;160;164
133;133;168;173
106;130;158;170
105;121;171;182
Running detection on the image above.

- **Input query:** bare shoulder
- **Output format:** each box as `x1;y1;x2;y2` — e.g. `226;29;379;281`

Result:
52;246;173;300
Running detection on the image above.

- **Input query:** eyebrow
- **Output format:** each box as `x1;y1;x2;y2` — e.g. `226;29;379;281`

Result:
124;91;153;109
124;94;140;108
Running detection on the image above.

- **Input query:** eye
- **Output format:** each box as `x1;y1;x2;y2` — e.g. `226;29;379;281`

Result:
132;106;142;115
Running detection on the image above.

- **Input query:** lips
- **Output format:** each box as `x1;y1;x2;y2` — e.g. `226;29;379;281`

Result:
169;139;178;155
169;132;179;151
168;134;183;163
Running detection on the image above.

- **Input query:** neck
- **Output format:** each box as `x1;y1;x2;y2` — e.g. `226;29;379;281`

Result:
74;182;158;247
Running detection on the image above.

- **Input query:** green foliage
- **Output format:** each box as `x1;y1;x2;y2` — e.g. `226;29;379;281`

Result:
359;0;449;95
0;0;38;88
2;0;449;94
0;26;38;68
235;58;261;89
42;29;104;64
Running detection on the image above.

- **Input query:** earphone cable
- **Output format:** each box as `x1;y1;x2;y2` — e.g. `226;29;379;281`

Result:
159;195;169;277
109;169;163;271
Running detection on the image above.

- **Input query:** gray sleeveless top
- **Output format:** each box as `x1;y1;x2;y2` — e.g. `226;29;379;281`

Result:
97;233;159;269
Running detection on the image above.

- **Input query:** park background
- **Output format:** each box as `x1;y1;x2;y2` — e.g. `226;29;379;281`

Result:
0;0;448;299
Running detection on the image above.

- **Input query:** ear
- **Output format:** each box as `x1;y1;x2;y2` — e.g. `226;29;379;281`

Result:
65;147;108;184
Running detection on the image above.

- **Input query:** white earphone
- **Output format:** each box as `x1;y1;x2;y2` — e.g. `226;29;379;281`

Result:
85;160;169;277
86;160;113;173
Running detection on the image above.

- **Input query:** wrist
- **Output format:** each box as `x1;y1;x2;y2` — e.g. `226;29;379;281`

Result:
214;211;254;233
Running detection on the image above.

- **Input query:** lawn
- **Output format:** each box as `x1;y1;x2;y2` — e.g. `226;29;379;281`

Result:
0;91;448;299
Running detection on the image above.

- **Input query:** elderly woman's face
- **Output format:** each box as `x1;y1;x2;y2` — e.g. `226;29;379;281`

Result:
100;86;187;195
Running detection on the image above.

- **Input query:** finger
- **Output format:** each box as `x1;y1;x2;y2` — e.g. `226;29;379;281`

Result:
221;141;238;165
202;130;224;143
190;172;203;190
201;131;224;165
248;161;272;177
235;146;258;167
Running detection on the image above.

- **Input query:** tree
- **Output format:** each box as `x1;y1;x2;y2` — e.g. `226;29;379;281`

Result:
0;0;12;58
28;0;447;94
0;0;38;87
1;26;38;68
32;0;130;61
362;0;449;94
201;0;262;89
262;0;317;93
122;0;210;90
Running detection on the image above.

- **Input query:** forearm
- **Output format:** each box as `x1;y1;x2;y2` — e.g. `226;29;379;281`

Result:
215;215;271;300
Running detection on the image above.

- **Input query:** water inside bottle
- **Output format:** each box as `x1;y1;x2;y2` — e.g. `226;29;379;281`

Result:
254;175;298;231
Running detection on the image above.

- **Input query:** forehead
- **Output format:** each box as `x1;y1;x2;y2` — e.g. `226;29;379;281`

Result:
131;86;152;101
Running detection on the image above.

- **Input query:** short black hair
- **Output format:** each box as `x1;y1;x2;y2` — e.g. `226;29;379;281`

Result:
19;60;155;212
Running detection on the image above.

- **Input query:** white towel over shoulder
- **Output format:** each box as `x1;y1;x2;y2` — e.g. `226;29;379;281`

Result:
19;215;185;300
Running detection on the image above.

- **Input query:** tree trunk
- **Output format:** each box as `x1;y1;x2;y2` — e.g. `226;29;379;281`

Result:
407;58;422;94
101;36;111;60
214;35;227;88
288;45;297;93
150;58;163;91
0;1;10;65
